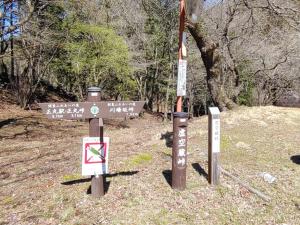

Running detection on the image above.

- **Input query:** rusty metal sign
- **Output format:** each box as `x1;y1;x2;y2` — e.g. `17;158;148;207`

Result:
39;101;145;120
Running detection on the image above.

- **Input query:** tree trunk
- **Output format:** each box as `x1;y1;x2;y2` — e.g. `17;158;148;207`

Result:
187;21;236;111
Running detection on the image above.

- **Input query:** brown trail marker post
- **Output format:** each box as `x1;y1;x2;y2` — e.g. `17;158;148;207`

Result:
87;87;104;197
172;112;188;190
208;107;221;185
171;0;188;191
39;87;145;198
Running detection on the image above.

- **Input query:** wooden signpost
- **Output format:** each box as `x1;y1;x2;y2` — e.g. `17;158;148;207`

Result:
39;101;145;120
39;87;145;197
208;107;221;185
172;112;188;190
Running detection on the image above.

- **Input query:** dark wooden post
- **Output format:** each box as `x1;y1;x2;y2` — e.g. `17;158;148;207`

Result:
208;107;220;185
87;87;105;197
172;112;188;190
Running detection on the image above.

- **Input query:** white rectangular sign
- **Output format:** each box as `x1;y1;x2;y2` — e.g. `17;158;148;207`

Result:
82;137;109;176
177;59;187;96
212;118;220;153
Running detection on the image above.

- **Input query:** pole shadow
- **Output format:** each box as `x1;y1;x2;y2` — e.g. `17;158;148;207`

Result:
291;155;300;165
162;170;172;187
0;118;17;128
192;163;208;181
160;132;173;148
61;178;91;185
107;171;139;177
62;171;139;194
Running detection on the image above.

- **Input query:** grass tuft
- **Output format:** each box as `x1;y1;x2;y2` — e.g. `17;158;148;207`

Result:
1;196;14;205
221;135;231;150
127;153;153;167
62;174;82;182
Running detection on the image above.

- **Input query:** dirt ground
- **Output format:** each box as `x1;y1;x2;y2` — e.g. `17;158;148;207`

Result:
0;101;299;225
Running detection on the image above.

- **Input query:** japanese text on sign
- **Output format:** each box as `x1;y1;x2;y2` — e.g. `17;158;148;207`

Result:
177;59;187;96
107;102;138;117
212;119;220;153
39;101;145;119
46;103;84;119
177;127;187;167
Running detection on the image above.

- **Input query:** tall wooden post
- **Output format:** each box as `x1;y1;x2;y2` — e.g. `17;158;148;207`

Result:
172;112;188;190
87;87;105;197
208;107;221;185
176;0;185;112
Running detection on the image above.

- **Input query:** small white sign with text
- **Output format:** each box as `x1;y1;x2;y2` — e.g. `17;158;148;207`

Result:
177;60;187;96
212;118;220;153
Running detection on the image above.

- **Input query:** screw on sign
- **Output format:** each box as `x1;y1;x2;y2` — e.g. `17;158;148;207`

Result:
39;87;145;198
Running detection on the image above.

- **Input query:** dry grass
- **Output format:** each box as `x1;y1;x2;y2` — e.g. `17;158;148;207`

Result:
0;105;299;225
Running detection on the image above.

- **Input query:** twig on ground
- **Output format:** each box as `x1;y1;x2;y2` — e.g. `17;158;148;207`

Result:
220;167;271;202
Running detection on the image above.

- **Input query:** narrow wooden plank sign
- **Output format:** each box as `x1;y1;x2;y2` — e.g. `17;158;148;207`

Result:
208;107;221;185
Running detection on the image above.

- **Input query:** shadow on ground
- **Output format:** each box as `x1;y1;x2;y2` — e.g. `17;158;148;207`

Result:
162;170;172;187
61;171;139;194
160;132;173;148
290;155;300;165
0;118;17;128
192;163;208;181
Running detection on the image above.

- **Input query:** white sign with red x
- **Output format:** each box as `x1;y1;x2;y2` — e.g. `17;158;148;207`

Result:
82;137;109;176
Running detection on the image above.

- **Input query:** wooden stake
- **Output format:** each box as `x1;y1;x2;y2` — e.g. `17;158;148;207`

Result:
220;167;271;202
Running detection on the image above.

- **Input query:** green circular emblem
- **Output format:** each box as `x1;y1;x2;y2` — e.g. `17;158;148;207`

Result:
90;105;100;115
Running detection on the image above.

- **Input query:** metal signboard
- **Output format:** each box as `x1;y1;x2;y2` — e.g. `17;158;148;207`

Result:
39;101;145;119
82;137;109;176
177;59;187;96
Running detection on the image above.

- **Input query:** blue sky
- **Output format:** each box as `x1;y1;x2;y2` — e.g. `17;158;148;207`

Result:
204;0;223;10
0;1;19;38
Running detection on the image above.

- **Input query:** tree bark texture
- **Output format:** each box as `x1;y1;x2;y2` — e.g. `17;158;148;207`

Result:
187;21;236;111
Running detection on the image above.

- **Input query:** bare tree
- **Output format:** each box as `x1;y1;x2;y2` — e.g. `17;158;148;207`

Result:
186;0;300;110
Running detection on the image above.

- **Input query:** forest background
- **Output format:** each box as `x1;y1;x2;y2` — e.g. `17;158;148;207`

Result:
0;0;299;116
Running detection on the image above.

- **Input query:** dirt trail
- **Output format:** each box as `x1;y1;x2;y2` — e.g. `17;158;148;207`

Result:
0;105;299;225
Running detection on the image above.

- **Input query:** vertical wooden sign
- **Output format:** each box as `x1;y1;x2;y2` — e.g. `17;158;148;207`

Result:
172;112;188;190
208;107;220;185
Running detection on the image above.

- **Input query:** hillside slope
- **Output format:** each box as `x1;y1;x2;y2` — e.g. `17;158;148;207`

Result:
0;105;299;225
